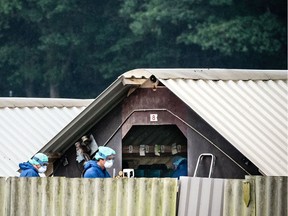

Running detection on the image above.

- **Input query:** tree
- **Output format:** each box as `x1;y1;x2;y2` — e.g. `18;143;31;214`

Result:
0;0;286;98
119;0;287;68
0;0;124;97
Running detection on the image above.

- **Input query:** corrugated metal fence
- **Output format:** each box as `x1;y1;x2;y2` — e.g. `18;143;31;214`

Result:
177;176;287;216
0;177;178;216
0;176;286;216
224;176;287;216
177;177;225;216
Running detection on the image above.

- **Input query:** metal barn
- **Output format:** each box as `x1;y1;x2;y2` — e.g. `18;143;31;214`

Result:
38;69;287;178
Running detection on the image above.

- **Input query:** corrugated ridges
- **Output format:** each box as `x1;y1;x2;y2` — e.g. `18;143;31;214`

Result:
178;177;225;216
224;176;287;216
251;176;288;216
160;79;288;176
123;68;287;80
0;177;178;216
0;98;93;108
0;99;91;177
1;176;286;216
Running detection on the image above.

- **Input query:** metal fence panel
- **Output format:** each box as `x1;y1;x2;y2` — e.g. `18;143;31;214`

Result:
223;178;256;216
0;177;178;216
224;176;287;216
0;178;7;216
177;177;225;216
251;176;287;216
2;176;286;216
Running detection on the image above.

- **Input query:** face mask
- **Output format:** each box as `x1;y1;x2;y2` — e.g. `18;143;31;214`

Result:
104;160;114;168
38;165;47;173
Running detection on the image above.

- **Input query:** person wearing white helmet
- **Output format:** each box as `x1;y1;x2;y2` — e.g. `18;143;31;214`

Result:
19;153;49;177
83;146;116;178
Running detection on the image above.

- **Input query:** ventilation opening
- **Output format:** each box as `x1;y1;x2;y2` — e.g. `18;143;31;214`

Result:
122;125;187;177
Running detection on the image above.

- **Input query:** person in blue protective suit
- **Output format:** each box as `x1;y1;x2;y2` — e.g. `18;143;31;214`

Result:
83;146;116;178
171;156;188;178
19;153;49;177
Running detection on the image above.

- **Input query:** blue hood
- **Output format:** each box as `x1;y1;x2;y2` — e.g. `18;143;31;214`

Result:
19;161;40;177
83;160;98;170
83;160;111;178
19;162;34;170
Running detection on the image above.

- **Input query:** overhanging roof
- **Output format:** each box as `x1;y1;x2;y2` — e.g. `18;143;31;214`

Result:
41;69;288;176
123;68;285;80
0;98;93;177
40;78;138;153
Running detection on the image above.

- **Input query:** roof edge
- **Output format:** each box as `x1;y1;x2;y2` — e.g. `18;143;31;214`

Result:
122;68;288;80
40;77;133;153
0;98;94;108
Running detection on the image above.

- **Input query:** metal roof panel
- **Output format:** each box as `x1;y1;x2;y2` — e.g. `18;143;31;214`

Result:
123;68;287;80
0;98;92;177
159;78;288;176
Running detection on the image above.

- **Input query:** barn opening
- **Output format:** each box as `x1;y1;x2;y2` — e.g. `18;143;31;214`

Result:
122;125;187;177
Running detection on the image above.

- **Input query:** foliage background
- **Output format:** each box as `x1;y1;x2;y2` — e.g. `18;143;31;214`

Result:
0;0;286;98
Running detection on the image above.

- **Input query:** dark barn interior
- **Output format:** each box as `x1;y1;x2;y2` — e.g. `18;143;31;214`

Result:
122;125;187;177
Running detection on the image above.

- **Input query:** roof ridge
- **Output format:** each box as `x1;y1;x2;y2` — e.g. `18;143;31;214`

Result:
0;98;94;108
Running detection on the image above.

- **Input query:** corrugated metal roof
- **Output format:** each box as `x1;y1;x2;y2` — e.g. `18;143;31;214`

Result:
123;68;286;80
124;69;288;175
0;98;93;177
159;78;288;176
224;176;287;216
178;177;225;216
0;97;93;108
0;177;178;216
39;69;288;176
40;78;138;153
126;69;288;176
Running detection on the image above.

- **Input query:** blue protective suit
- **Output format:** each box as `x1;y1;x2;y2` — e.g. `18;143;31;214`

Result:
19;162;40;177
83;160;111;178
171;160;188;178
